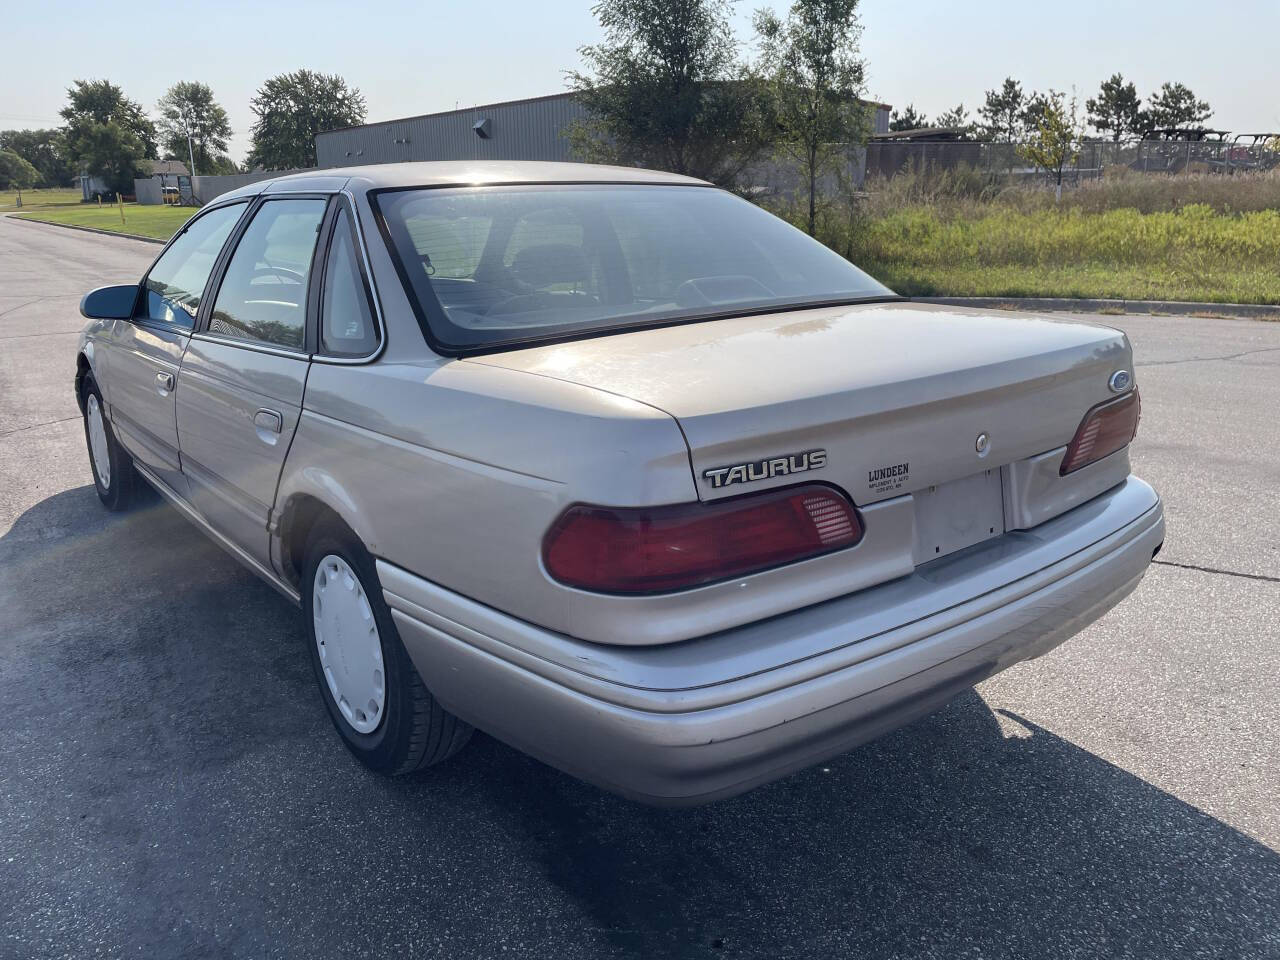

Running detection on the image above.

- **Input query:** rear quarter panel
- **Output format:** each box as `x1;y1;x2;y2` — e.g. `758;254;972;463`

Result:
275;358;698;636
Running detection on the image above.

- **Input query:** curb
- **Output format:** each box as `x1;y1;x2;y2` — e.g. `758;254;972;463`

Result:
912;296;1280;321
5;213;166;245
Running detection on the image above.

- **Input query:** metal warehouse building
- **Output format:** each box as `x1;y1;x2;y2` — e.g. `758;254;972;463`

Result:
315;92;891;169
316;93;588;167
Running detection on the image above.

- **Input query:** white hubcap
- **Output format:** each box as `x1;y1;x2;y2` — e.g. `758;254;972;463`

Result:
313;555;385;734
86;395;111;489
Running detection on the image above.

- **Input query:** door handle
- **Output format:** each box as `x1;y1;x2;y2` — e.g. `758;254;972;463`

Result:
156;371;175;393
253;408;283;436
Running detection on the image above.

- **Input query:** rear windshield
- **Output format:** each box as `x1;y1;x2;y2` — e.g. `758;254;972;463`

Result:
373;184;893;353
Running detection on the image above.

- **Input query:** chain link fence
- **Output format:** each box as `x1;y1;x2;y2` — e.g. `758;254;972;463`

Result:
865;137;1280;184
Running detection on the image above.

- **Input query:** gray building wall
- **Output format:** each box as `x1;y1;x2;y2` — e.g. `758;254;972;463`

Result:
871;103;890;136
316;94;891;171
136;168;310;206
189;169;308;204
316;94;587;168
134;178;163;205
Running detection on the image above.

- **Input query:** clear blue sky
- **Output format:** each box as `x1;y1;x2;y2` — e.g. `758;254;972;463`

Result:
2;0;1277;163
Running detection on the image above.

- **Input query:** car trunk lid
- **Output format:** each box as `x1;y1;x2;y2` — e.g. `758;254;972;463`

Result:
468;302;1131;511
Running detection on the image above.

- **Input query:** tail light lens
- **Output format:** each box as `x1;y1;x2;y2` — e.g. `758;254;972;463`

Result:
1060;390;1141;475
543;484;863;595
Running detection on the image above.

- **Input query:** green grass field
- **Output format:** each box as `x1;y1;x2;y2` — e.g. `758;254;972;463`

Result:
0;187;84;212
11;202;195;241
851;205;1280;305
774;169;1280;305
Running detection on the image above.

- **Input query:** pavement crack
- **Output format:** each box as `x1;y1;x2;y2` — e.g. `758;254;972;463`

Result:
1137;346;1280;367
1152;559;1280;584
0;330;81;341
0;415;80;439
0;298;46;319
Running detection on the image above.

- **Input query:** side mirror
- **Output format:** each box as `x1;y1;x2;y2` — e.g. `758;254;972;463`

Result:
80;284;141;321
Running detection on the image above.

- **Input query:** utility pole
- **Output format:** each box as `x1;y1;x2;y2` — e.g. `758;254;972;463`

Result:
182;108;197;177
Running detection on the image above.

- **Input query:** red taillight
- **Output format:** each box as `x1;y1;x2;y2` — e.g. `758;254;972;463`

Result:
1060;390;1141;475
543;484;863;594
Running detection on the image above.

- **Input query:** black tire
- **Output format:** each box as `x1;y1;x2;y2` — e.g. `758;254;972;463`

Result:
301;521;472;775
81;374;137;511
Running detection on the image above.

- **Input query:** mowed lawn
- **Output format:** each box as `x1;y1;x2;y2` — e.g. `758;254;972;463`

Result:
11;202;195;241
0;187;85;212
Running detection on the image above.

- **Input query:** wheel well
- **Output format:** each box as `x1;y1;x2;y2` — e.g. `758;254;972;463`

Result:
75;353;91;413
279;494;358;588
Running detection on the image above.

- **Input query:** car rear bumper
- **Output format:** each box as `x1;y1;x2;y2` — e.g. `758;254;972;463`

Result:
381;476;1163;806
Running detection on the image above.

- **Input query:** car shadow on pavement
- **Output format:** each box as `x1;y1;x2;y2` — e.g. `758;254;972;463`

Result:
2;485;1277;960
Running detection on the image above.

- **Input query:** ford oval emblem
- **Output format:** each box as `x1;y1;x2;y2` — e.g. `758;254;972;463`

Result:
1109;370;1132;393
975;432;990;457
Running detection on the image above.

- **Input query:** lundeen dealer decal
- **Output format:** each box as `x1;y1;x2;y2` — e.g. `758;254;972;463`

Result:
868;462;909;494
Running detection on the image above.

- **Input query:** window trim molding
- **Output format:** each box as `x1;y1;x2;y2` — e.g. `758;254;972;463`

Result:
134;198;250;333
310;191;386;365
195;192;332;356
189;330;312;361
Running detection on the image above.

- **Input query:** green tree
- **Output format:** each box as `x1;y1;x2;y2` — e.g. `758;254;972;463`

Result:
65;122;149;195
1021;90;1082;200
0;149;39;193
934;102;973;135
979;77;1024;142
60;79;157;156
1085;73;1142;141
247;70;366;170
1144;81;1212;132
1019;89;1061;139
888;103;928;131
60;79;155;194
754;0;868;237
567;0;773;191
203;154;241;176
156;81;232;175
0;129;73;186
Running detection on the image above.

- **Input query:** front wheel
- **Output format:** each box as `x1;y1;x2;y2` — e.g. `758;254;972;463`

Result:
82;375;136;511
301;522;472;775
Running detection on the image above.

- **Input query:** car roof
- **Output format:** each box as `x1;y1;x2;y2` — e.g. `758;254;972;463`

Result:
213;161;710;202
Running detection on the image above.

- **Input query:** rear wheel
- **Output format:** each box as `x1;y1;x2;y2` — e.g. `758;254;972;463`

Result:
301;522;472;775
82;375;136;511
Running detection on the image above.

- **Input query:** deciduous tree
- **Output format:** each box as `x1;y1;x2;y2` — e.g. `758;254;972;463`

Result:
1086;73;1142;141
64;122;148;195
157;81;232;175
1021;90;1083;200
60;80;157;157
755;0;867;236
568;0;773;192
247;70;366;170
0;149;39;192
60;79;155;194
1019;89;1061;140
0;129;73;186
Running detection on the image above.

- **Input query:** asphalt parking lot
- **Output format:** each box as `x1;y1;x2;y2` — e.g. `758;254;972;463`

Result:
1;214;1277;960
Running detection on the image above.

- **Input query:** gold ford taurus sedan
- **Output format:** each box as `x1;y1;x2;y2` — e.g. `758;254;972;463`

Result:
75;162;1164;805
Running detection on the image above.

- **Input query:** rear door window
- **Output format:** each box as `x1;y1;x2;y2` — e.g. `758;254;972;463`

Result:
140;203;245;329
207;198;327;350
